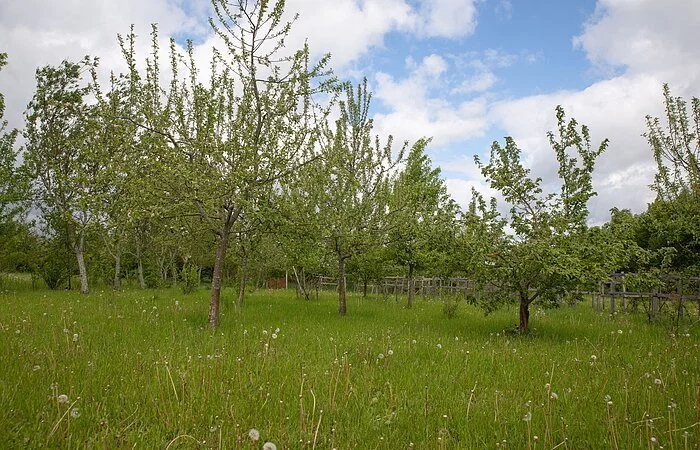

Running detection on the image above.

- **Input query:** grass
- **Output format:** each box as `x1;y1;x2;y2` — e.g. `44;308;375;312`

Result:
1;280;699;449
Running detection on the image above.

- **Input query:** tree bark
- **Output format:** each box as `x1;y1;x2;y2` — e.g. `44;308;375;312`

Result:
237;251;248;306
208;219;233;328
113;243;121;291
407;264;414;308
338;256;347;316
67;222;89;295
519;296;530;332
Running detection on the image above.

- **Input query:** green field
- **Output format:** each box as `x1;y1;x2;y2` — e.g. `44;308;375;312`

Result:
1;282;699;449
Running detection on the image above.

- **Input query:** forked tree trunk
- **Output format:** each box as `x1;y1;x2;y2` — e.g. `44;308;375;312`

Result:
338;256;347;316
208;218;234;328
407;264;415;308
237;252;248;306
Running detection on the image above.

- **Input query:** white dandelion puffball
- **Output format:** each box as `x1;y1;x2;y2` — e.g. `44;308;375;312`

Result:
263;442;277;450
272;333;278;340
436;343;442;349
275;328;280;333
590;355;597;362
550;392;558;400
654;378;662;385
70;408;80;418
378;353;385;360
73;333;79;343
523;412;532;422
58;394;68;404
387;349;394;356
248;428;260;441
32;365;40;372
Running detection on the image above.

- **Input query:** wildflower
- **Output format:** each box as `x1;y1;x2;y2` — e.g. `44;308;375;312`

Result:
248;428;260;441
58;394;68;404
70;408;80;418
263;443;277;450
175;301;180;307
523;411;532;422
650;436;657;444
263;330;268;335
73;333;79;343
387;349;394;356
545;383;551;391
455;336;459;341
604;395;611;403
550;392;558;400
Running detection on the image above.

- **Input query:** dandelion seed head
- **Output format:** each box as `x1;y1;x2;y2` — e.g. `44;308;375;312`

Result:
550;392;558;400
654;378;662;385
72;333;79;343
436;343;442;349
70;408;80;418
272;333;277;339
388;349;393;356
248;428;260;441
262;443;277;450
523;412;532;422
590;355;597;362
378;353;384;359
33;365;40;371
58;394;68;404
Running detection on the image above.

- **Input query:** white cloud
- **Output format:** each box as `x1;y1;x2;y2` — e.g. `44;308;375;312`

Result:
372;54;489;147
420;0;478;38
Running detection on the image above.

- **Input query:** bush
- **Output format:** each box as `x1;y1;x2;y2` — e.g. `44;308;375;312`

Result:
442;295;460;319
181;263;199;294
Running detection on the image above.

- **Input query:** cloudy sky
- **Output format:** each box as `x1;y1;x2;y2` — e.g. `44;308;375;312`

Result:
2;0;699;224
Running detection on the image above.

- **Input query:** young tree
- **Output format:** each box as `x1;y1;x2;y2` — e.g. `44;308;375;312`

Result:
23;57;100;295
120;1;332;327
475;106;608;331
313;80;405;315
389;139;459;307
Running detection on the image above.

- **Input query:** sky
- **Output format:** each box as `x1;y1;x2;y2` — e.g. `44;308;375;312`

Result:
2;0;699;224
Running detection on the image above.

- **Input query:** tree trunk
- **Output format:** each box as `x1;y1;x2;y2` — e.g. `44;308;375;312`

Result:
208;222;232;328
137;258;146;289
407;264;414;308
519;296;530;332
67;223;89;295
237;252;248;306
363;276;368;298
113;243;121;291
338;256;347;316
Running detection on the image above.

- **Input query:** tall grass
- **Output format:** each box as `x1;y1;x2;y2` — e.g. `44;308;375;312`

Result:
1;284;698;448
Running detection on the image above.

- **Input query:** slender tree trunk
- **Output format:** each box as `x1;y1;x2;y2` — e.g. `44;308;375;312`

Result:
407;264;415;308
208;219;233;328
137;258;146;289
237;252;248;306
519;296;530;332
338;256;347;316
67;223;89;295
113;243;121;291
363;276;368;298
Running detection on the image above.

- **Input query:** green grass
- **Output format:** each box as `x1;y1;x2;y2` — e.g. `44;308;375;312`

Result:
1;283;699;449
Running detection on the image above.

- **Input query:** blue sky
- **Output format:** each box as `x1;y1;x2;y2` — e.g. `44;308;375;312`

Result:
2;0;700;223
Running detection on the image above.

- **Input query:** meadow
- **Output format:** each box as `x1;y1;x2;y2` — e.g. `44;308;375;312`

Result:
1;278;698;449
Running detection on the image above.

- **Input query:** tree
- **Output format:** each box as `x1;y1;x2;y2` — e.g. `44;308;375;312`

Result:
475;106;608;331
643;85;700;274
0;53;30;278
120;1;332;327
23;57;100;295
313;80;405;315
389;138;459;307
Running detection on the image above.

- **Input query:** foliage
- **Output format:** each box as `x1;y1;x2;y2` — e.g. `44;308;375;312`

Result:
474;106;608;331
